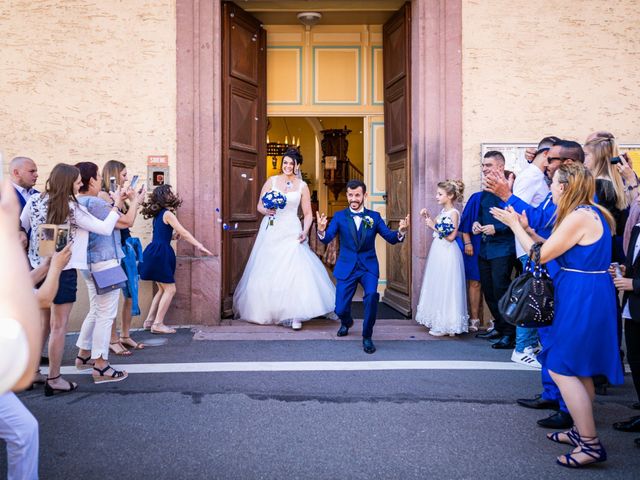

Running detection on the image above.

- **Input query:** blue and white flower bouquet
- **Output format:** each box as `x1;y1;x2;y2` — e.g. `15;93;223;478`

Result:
262;190;287;227
434;216;455;239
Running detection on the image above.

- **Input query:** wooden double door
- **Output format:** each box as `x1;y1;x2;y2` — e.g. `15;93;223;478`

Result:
220;1;412;317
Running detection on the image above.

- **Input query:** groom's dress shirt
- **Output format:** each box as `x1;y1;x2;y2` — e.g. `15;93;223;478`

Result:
350;208;364;230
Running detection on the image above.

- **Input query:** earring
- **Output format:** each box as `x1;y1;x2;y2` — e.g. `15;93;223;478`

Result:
294;166;299;175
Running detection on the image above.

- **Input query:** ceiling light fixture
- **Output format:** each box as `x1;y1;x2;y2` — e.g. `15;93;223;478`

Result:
297;11;322;27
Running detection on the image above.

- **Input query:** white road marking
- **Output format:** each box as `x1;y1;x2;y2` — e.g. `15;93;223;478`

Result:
50;360;544;375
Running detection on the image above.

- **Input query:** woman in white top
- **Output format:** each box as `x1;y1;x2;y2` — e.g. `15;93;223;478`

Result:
20;163;124;395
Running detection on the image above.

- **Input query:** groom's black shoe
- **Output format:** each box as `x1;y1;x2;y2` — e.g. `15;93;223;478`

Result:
363;338;376;354
337;322;353;337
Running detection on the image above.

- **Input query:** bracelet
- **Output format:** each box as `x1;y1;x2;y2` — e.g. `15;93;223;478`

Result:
464;242;471;245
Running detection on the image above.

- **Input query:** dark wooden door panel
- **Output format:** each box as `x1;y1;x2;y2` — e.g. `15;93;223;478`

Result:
384;81;408;154
222;1;266;315
229;10;261;85
229;83;259;152
382;2;412;316
383;10;408;88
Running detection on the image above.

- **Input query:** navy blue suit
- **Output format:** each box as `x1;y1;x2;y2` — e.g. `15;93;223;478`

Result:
319;209;403;339
14;187;28;211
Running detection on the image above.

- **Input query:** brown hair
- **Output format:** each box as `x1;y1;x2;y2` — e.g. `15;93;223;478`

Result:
140;184;182;219
46;163;80;224
437;179;465;202
584;133;627;210
552;163;615;232
75;162;99;194
102;160;128;211
102;160;127;191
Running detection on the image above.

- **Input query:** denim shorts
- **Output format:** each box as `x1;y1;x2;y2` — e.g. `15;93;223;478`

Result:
53;269;78;305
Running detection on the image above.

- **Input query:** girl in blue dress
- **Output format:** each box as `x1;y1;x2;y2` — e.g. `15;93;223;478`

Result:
492;163;623;469
139;185;212;334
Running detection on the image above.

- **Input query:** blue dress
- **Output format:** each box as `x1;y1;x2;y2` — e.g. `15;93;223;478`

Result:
456;191;482;282
538;206;623;384
139;209;176;284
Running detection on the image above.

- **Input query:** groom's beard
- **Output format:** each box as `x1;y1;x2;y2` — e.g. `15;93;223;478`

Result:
350;201;363;211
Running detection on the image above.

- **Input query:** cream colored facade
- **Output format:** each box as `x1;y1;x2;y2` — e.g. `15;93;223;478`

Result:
461;0;640;193
2;0;640;328
0;0;177;329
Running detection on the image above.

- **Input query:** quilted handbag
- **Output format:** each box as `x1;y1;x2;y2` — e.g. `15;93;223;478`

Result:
498;242;554;328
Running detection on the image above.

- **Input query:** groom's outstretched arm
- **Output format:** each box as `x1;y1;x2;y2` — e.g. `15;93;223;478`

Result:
375;212;404;245
317;211;339;244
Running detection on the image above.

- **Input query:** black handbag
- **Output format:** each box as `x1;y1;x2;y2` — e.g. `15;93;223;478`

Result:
498;242;554;328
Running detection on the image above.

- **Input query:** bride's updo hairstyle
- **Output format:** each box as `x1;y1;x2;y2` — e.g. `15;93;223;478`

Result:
282;147;303;170
437;179;465;202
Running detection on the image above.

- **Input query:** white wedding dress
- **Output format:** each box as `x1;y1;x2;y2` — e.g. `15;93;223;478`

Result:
415;208;469;334
233;178;336;325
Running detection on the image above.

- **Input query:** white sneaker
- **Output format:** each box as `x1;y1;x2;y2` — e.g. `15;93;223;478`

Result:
291;320;302;330
511;347;542;369
468;319;480;332
428;330;446;337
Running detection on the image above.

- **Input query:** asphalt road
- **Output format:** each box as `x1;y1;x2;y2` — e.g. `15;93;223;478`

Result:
2;329;638;480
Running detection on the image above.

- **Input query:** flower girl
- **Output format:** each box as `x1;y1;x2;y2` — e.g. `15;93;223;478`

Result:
415;180;469;336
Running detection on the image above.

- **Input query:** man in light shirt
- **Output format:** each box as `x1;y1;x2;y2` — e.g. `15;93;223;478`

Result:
510;136;557;368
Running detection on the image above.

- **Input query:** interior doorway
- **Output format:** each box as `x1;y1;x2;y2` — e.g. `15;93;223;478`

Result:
220;0;412;317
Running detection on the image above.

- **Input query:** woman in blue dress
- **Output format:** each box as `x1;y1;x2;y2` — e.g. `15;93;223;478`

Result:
139;185;212;334
457;191;483;331
492;163;623;469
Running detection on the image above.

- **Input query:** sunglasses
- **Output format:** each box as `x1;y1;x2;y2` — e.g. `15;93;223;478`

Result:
547;157;571;163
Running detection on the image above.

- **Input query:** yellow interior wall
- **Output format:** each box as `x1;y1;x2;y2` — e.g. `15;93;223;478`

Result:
265;24;383;116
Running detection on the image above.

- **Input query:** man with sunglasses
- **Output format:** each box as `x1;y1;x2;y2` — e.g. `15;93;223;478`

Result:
484;139;585;431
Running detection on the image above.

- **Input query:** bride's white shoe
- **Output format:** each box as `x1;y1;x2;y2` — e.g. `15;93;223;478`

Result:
291;320;302;330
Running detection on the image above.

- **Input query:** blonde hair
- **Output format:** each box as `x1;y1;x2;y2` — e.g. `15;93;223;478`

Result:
552;163;615;232
437;179;465;203
584;133;627;210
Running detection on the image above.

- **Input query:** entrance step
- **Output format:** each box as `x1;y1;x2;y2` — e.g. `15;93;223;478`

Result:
194;319;446;341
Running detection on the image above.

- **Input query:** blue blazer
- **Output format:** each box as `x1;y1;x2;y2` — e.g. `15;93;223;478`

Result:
14;187;27;211
319;209;402;280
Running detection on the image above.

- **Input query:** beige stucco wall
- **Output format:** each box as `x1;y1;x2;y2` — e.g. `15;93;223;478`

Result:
462;0;640;194
0;0;177;330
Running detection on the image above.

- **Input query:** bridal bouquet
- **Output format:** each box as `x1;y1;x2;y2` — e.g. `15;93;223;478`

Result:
434;217;455;239
262;190;287;227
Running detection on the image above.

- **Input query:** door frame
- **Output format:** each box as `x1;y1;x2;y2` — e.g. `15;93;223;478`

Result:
175;0;462;324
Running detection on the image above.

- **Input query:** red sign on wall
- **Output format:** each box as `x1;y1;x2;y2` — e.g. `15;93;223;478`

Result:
147;155;168;166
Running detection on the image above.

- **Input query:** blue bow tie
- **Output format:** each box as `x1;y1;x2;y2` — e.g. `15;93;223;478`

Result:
350;211;365;218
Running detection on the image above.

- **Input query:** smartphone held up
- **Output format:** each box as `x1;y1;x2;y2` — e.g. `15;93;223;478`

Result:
38;224;69;257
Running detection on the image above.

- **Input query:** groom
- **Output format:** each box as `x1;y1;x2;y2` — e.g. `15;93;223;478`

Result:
316;180;410;354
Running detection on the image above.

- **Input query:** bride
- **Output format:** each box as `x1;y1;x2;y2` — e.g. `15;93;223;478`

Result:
233;147;336;329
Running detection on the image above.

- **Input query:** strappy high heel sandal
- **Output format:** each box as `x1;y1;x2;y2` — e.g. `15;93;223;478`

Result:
556;435;607;468
547;426;580;446
44;375;78;397
92;365;128;384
